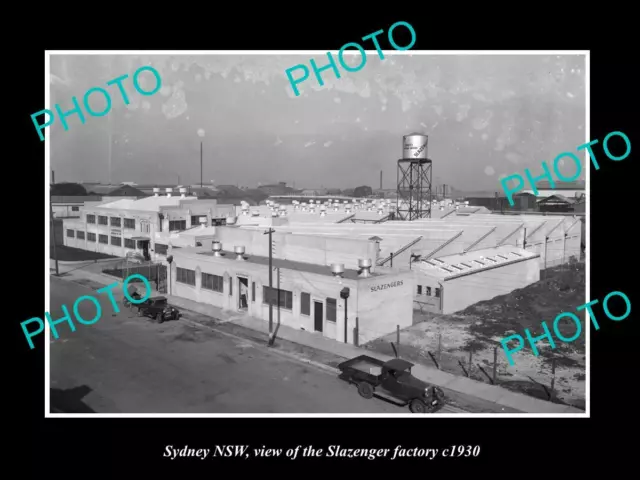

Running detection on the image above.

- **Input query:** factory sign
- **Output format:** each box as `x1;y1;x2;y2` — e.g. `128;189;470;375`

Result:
370;280;403;293
111;229;122;236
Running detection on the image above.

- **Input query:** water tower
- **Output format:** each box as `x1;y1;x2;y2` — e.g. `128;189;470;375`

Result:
396;133;432;220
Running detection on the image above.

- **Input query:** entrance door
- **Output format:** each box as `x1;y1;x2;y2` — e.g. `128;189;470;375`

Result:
139;240;150;261
238;277;249;310
313;301;323;332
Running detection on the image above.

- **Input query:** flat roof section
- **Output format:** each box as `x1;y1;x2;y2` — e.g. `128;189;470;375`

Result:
195;249;382;280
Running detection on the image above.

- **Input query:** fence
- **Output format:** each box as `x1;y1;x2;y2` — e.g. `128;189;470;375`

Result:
102;261;168;293
361;324;585;407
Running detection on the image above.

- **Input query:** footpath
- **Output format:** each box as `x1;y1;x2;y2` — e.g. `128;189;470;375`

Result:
49;260;583;414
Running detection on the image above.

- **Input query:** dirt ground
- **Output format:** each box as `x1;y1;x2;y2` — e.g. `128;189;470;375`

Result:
365;262;586;410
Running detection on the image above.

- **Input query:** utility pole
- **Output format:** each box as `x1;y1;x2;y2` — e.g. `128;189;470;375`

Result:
200;141;203;189
50;191;59;276
264;228;276;346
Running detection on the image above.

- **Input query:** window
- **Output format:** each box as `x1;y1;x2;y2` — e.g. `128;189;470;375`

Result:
263;287;293;310
77;231;85;240
99;234;108;244
252;282;256;302
169;220;187;231
124;218;135;229
202;273;223;293
461;262;473;268
301;292;310;315
191;215;207;227
124;238;135;249
229;277;233;296
86;214;96;224
111;236;122;246
326;298;337;322
417;285;422;295
71;206;80;211
155;243;168;255
426;286;432;296
66;229;75;238
110;217;121;227
435;288;441;298
176;267;196;286
98;216;108;225
87;233;96;242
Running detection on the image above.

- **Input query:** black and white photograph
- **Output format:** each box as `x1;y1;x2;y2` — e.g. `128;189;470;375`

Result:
45;51;588;416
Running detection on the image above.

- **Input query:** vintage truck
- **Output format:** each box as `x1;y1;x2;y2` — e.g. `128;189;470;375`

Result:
338;355;445;413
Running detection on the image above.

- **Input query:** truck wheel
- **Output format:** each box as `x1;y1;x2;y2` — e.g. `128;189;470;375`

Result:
357;382;374;399
410;399;427;413
156;313;164;324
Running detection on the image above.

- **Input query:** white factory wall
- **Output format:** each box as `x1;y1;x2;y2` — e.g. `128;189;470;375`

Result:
440;257;541;314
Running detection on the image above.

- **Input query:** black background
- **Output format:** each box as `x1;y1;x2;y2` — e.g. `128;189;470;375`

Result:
12;10;635;475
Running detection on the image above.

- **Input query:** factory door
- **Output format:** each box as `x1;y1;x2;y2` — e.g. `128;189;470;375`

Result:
313;301;323;333
238;277;249;310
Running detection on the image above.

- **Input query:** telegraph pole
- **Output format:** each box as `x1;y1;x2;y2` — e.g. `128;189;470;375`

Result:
200;141;203;189
50;190;59;276
264;228;276;346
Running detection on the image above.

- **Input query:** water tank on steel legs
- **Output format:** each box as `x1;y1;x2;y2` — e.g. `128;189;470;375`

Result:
403;133;428;160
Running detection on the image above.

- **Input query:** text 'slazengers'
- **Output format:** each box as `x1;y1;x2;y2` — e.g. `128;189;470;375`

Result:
31;66;163;141
499;131;631;206
22;274;151;350
285;21;417;97
500;290;631;366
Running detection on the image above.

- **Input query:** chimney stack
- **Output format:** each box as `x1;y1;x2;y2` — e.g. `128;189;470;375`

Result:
380;170;382;190
212;242;223;256
234;245;246;260
358;258;372;277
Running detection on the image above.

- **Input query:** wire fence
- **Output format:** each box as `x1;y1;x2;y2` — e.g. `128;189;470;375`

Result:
102;261;168;293
360;324;585;406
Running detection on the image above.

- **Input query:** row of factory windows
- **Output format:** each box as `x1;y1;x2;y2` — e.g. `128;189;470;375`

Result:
67;229;136;248
84;214;223;231
175;267;338;322
417;285;441;298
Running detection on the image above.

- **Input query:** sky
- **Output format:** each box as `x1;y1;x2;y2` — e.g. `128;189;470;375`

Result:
49;53;586;192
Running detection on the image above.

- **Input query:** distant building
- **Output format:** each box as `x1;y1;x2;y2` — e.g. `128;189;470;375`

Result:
51;195;103;218
522;180;585;199
537;194;578;213
258;182;297;196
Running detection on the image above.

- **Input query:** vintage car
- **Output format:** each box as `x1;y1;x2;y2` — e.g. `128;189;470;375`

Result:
136;296;180;323
338;355;445;413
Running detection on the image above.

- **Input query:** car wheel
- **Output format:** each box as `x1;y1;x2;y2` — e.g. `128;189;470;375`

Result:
156;313;164;324
409;399;427;413
357;382;374;399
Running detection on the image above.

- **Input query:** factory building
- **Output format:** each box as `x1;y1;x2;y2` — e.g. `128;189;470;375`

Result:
169;237;414;345
222;203;581;315
61;187;235;260
412;245;540;314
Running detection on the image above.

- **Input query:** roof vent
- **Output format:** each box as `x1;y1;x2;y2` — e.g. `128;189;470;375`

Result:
165;187;172;197
179;187;187;198
331;263;345;278
234;245;246;260
271;211;278;217
251;210;260;216
358;258;372;277
226;216;237;225
212;242;223;256
153;187;160;197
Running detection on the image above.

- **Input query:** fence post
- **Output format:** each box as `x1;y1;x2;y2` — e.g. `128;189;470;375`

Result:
468;350;473;375
354;316;359;347
550;357;557;400
492;346;498;384
437;333;442;364
396;325;400;358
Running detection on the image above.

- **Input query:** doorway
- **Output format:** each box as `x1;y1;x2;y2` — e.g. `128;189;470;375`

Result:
138;240;150;261
238;277;249;310
313;301;323;333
